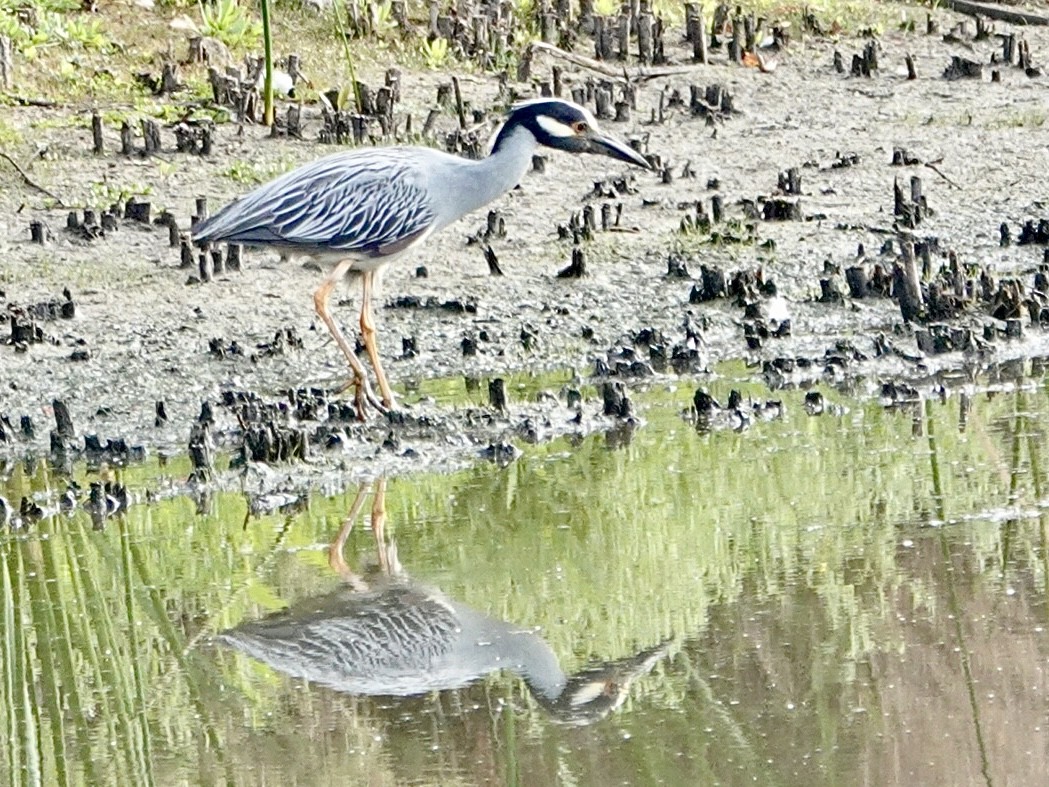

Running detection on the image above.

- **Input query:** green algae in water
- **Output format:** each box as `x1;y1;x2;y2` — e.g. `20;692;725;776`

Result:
1;381;1048;786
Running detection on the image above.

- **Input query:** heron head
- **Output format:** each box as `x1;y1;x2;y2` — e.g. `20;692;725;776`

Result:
508;98;651;169
537;637;674;726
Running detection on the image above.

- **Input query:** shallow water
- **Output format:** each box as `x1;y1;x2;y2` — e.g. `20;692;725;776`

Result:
2;372;1049;786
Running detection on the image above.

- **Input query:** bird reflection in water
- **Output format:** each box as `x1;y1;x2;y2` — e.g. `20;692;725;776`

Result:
219;479;671;725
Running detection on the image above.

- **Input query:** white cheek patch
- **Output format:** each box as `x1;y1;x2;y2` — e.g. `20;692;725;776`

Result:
569;680;609;707
536;115;577;138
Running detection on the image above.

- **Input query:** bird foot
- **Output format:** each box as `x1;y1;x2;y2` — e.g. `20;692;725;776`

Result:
360;388;389;419
337;375;389;420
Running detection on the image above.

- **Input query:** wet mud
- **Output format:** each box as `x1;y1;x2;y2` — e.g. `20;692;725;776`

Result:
4;1;1049;505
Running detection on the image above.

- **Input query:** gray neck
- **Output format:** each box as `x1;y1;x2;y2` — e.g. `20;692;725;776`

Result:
447;124;538;220
496;627;567;701
453;602;568;700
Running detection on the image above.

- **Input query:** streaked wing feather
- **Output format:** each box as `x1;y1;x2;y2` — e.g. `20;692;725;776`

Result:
219;584;462;677
194;150;436;257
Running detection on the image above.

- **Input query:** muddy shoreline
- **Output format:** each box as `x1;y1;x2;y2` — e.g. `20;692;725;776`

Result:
4;4;1049;501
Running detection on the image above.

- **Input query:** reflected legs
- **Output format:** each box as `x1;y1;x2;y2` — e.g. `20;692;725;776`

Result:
328;478;393;585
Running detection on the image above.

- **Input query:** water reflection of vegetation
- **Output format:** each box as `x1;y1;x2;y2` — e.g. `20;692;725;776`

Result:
1;381;1048;784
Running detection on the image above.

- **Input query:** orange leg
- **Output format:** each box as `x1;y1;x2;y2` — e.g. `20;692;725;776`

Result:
327;478;392;585
370;477;390;573
313;260;387;418
327;481;371;591
360;271;395;409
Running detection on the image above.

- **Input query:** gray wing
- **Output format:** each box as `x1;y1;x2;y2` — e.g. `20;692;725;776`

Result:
218;584;462;679
193;149;437;257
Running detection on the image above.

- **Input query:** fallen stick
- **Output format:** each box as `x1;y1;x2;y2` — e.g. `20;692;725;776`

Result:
0;151;66;206
924;160;961;189
941;0;1049;26
526;41;711;83
5;94;58;107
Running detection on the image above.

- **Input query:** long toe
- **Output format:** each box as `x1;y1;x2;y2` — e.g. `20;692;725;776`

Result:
339;375;389;420
364;388;389;416
353;385;368;422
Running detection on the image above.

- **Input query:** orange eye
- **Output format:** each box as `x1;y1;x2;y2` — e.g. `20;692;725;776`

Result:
572;120;589;134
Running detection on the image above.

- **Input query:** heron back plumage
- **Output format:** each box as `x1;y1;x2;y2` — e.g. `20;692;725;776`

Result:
219;584;462;683
193;148;440;259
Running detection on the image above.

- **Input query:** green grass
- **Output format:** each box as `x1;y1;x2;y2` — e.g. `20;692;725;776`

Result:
0;0;114;55
0;117;24;146
223;155;297;185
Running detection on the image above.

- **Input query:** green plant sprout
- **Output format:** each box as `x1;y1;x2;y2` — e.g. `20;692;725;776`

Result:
260;0;273;125
331;0;362;113
420;36;448;70
198;0;260;49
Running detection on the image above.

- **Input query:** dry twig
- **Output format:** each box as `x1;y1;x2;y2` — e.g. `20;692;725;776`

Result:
0;151;66;206
526;41;710;84
940;0;1048;26
923;160;961;189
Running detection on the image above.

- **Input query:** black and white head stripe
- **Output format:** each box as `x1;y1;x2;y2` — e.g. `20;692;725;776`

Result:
489;98;598;151
509;98;599;140
489;97;651;169
535;106;600;138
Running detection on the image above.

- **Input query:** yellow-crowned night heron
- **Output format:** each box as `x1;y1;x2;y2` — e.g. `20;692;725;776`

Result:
218;479;671;725
193;99;651;418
